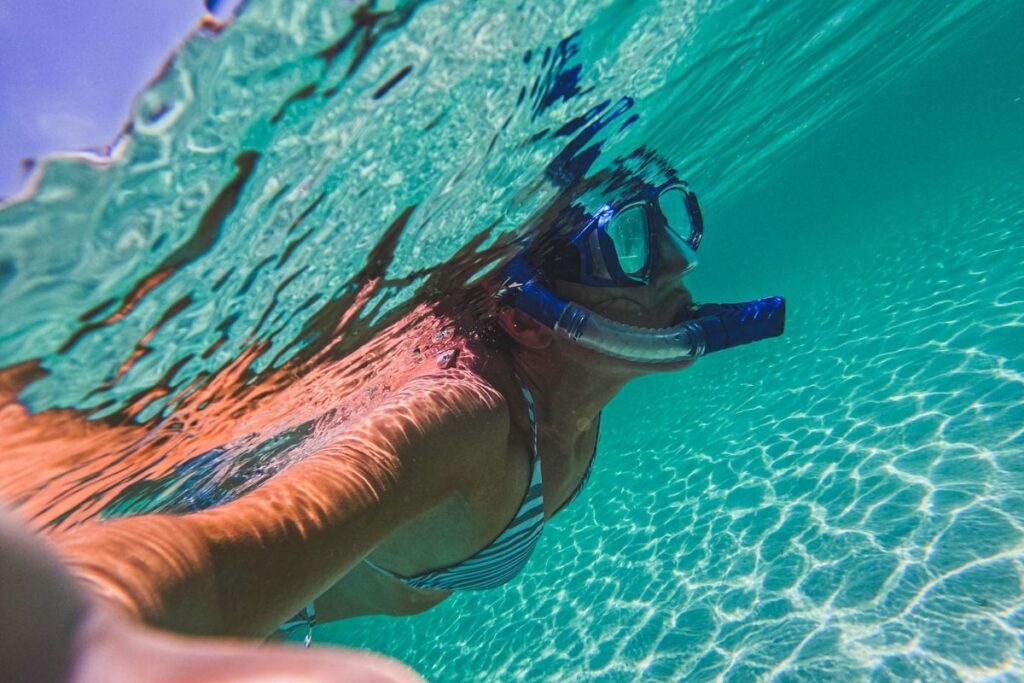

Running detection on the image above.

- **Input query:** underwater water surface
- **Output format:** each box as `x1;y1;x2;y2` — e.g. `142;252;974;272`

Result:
1;1;1022;681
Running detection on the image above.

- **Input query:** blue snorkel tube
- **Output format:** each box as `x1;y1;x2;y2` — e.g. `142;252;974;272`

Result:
503;254;785;363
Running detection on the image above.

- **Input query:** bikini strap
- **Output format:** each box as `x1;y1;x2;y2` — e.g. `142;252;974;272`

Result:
278;601;316;647
512;372;539;461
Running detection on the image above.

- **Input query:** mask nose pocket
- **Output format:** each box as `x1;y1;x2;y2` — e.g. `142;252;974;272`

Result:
662;229;699;275
680;242;699;274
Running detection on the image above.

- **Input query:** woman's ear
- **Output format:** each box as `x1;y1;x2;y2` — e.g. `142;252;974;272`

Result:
497;308;553;350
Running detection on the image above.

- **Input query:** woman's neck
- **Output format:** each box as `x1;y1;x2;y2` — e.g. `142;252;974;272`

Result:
506;343;628;447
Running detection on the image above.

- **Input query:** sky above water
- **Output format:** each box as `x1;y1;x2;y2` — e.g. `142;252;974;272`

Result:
0;1;241;199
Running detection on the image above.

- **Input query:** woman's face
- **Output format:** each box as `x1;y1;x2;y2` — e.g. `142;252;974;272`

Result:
545;226;700;374
553;225;698;330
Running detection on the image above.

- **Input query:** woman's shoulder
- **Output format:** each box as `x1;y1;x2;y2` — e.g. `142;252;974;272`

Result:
392;366;509;428
348;311;517;480
364;359;512;485
382;314;511;425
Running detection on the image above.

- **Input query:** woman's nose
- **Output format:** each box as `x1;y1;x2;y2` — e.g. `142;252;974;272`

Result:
657;229;699;280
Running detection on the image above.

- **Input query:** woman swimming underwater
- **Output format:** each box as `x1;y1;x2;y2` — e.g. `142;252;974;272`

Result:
8;150;784;641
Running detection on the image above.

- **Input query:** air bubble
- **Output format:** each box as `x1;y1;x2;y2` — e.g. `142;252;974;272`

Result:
436;348;459;368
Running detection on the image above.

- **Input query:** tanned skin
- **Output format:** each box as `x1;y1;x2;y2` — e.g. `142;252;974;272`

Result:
0;505;425;682
2;229;695;638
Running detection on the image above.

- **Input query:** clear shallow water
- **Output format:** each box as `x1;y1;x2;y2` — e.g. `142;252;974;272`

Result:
2;1;1023;681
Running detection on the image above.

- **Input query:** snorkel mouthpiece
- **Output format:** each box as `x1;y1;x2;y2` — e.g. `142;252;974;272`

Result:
503;255;785;364
692;298;786;355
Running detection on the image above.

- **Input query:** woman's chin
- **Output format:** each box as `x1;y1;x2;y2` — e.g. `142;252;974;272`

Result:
648;356;696;374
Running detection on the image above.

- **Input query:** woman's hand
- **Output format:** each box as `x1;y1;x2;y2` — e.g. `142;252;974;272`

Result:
1;505;425;683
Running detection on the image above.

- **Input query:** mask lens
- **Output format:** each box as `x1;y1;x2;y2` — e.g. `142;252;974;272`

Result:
658;187;699;250
604;206;649;277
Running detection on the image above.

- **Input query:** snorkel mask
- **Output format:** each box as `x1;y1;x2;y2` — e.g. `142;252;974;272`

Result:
502;178;785;363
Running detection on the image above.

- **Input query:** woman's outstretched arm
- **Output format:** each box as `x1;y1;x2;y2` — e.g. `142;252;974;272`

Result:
0;504;427;682
51;374;507;638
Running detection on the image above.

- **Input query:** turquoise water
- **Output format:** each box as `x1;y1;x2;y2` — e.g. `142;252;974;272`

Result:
2;1;1023;680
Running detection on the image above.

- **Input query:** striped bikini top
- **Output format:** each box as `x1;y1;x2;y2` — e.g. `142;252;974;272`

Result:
362;374;597;591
